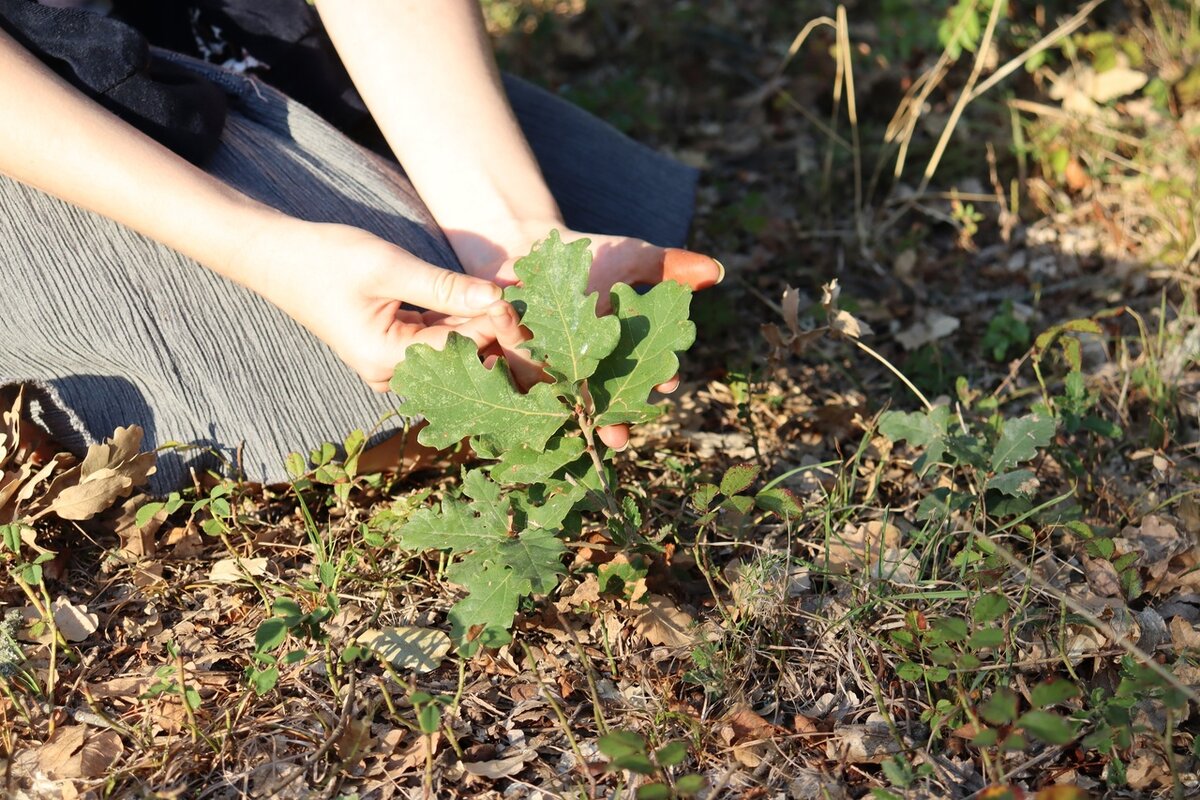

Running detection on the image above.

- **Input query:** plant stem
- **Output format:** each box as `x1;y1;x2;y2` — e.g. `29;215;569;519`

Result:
852;339;933;411
577;412;626;530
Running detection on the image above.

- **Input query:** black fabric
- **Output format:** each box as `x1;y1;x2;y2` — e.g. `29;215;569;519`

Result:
0;0;228;164
0;0;374;164
112;0;372;135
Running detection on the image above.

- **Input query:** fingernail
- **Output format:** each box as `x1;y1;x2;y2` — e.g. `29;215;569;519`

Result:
467;283;502;309
614;440;629;453
714;258;726;285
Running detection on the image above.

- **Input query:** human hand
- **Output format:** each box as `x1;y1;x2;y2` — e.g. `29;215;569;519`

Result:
448;223;724;450
238;218;514;391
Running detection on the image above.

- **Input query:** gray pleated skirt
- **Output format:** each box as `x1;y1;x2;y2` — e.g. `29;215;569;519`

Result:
0;56;697;492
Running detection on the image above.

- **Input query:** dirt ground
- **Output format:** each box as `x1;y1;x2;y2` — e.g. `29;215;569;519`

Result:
3;1;1200;798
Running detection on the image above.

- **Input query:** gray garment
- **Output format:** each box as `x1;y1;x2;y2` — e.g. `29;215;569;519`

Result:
0;55;697;492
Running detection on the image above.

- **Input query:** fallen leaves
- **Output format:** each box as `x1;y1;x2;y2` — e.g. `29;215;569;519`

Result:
1;389;155;531
12;724;124;782
358;626;452;673
631;593;697;648
47;426;156;522
207;557;268;584
1048;54;1148;116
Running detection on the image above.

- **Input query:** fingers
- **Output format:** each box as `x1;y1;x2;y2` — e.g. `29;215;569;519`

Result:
654;375;680;394
374;257;504;317
486;301;546;390
660;249;724;291
597;423;630;452
590;240;724;294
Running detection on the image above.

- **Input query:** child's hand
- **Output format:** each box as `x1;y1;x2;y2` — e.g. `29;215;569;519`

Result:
240;218;513;391
451;224;723;450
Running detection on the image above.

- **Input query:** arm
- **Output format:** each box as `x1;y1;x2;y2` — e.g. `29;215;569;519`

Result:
0;27;276;284
315;2;721;446
0;28;508;391
312;1;722;293
313;0;562;265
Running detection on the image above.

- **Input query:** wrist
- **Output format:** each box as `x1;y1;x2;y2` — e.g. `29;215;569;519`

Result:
445;214;566;278
217;206;300;300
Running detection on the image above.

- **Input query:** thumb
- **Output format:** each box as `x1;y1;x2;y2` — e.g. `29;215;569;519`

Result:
373;258;503;316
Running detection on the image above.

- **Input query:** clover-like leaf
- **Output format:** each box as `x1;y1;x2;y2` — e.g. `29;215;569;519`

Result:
591;281;695;427
391;333;570;453
504;230;620;383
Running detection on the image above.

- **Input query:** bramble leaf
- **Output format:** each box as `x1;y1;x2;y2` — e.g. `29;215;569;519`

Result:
505;230;621;383
390;333;570;453
592;282;695;427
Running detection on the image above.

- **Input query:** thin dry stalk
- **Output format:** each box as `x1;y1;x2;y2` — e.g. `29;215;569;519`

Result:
967;0;1109;103
835;7;865;245
984;534;1200;707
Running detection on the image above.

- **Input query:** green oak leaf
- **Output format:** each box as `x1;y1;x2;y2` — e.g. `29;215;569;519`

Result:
400;470;511;554
879;406;954;477
445;560;521;655
390;332;569;452
591;281;695;427
442;527;567;653
991;414;1055;473
490;527;566;596
513;481;588;534
491;435;587;485
504;230;620;383
399;497;505;555
986;469;1039;497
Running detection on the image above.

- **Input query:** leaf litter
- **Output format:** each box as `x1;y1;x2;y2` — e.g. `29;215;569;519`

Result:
4;1;1200;798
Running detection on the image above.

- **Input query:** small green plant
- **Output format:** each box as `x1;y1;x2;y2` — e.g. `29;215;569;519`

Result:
980;300;1030;362
388;231;695;654
598;730;706;799
247;596;331;695
879;404;1056;524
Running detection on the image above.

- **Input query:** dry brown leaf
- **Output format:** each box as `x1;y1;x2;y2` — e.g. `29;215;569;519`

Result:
208;557;268;584
826;719;906;764
895;311;960;351
164;521;205;558
821;280;873;340
390;731;440;775
554;574;602;612
1116;515;1191;581
1048;57;1148;116
334;717;374;767
632;593;696;648
22;596;100;643
826;521;906;575
724;704;784;743
33;725;123;780
1087;65;1149;103
50;468;134;521
1082;555;1122;597
358;627;451;673
460;748;537;779
40;426;155;521
1169;617;1200;651
89;675;155;698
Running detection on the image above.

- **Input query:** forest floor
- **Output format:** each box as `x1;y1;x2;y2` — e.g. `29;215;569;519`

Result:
3;1;1200;798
